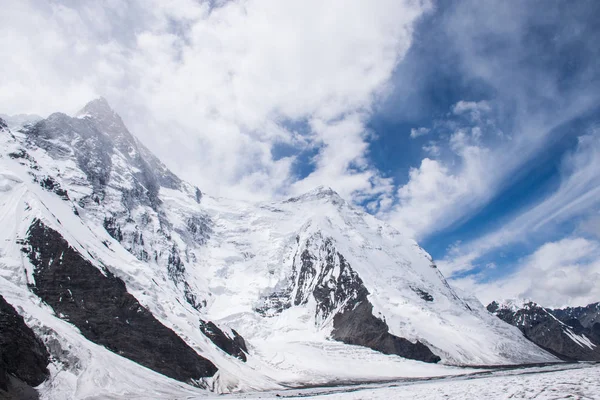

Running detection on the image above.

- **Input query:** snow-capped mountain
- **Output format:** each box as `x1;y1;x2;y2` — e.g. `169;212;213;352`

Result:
487;300;600;361
0;99;557;399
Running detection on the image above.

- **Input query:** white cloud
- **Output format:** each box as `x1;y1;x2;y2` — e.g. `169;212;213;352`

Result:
452;100;490;121
439;130;600;277
381;117;491;239
410;126;430;138
422;141;441;157
382;152;486;239
0;0;431;201
379;1;600;242
452;237;600;308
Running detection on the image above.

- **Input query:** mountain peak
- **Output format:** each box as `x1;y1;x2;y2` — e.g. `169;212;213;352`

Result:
308;185;339;196
0;113;42;129
76;97;117;120
488;298;538;313
285;185;344;204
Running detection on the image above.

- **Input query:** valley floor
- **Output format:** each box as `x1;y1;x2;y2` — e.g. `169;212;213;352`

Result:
218;363;600;400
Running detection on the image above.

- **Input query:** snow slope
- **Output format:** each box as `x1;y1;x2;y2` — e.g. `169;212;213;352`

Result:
0;101;558;398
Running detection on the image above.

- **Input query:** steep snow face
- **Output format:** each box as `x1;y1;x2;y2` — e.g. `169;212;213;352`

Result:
0;103;558;397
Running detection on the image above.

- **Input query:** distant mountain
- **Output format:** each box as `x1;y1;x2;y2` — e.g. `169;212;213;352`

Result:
0;113;42;129
487;300;600;361
0;99;556;398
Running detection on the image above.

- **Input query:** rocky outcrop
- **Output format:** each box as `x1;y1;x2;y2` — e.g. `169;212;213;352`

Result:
0;295;50;398
199;320;248;362
488;301;600;361
292;238;368;324
332;301;441;363
24;219;217;384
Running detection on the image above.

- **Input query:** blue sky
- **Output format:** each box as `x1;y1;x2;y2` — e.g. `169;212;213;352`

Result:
2;0;600;307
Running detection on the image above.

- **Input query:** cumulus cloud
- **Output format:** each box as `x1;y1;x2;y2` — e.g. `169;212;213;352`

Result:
0;0;430;201
380;99;493;239
383;149;487;239
452;237;600;308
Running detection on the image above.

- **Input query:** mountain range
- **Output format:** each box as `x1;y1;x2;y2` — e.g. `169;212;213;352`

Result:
487;300;600;361
0;99;592;399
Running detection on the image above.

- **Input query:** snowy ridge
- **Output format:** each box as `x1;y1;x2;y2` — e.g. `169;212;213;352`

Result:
0;102;559;398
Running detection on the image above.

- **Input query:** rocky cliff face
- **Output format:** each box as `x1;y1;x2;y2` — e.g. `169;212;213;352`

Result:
488;300;600;361
0;295;49;399
25;218;217;383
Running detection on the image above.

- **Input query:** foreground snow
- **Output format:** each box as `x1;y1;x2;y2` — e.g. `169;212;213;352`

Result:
218;363;600;400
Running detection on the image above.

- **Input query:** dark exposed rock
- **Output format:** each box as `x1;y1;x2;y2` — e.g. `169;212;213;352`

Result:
38;176;69;200
0;118;7;130
184;282;206;311
487;301;600;361
551;302;600;331
332;301;441;363
0;295;50;396
0;375;40;400
294;241;368;323
24;219;217;383
254;288;294;317
183;215;212;246
412;287;434;302
199;320;248;362
167;244;186;283
103;216;124;242
8;149;28;159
